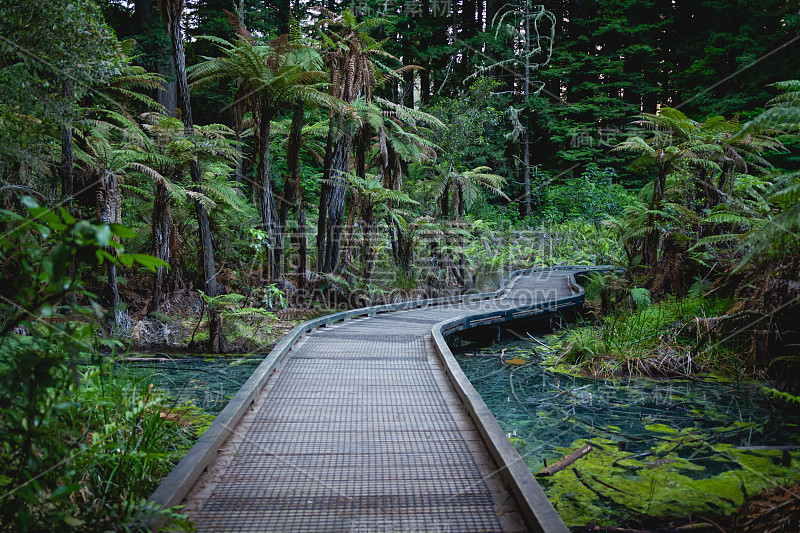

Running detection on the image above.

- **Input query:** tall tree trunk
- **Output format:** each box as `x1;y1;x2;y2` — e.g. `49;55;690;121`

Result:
341;195;358;271
162;0;224;352
458;187;467;287
278;102;305;282
163;1;222;300
60;80;74;201
155;58;178;116
148;181;171;313
392;220;413;279
135;0;177;115
317;111;335;271
430;238;441;281
255;107;281;281
297;209;307;293
522;0;532;218
642;165;667;267
274;0;290;34
318;123;352;274
97;169;123;329
363;209;375;294
441;178;451;219
279;102;304;227
61;79;77;306
420;66;430;106
356;124;368;180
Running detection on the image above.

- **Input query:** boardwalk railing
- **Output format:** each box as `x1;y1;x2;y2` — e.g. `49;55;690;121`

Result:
147;265;611;530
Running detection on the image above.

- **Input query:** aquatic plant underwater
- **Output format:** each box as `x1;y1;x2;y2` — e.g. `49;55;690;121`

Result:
453;336;800;527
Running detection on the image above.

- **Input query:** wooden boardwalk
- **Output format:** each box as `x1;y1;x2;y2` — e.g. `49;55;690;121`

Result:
149;267;597;532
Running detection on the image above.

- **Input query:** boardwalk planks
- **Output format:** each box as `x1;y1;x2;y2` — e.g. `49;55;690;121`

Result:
148;267;608;532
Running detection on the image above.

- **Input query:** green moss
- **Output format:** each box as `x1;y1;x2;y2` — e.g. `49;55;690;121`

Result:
539;431;800;526
644;423;679;434
509;437;528;447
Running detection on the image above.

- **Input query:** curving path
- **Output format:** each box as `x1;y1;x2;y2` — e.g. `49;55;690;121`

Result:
149;267;604;532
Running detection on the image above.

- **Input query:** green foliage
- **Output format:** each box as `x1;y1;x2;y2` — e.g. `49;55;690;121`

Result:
629;287;652;309
199;290;274;320
189;34;337;115
260;283;288;310
425;78;505;173
763;387;800;406
540;165;634;223
560;295;734;377
0;199;189;529
731;82;800;271
196;289;279;350
610;107;784;273
0;0;124;175
247;228;274;262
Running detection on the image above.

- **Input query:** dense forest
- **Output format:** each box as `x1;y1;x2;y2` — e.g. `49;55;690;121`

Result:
1;0;799;530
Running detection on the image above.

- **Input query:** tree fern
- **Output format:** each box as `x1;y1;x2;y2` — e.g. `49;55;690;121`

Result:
701;212;756;226
630;287;652;309
732;80;800;139
373;97;446;130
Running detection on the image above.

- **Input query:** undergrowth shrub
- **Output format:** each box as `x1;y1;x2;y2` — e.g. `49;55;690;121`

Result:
560;295;733;377
0;199;193;530
539;165;634;224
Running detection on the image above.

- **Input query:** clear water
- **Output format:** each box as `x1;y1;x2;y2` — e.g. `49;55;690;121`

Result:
452;335;800;525
118;354;263;415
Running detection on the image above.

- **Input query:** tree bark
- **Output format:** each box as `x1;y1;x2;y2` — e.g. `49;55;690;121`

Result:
277;102;305;277
356;123;369;180
97;169;122;329
297;209;307;292
441;178;450;219
362;208;375;293
135;0;177;115
420;67;430;106
275;0;290;34
60;80;74;200
642;165;667;267
318;125;352;274
148;181;171;313
155;56;178;115
163;0;225;352
522;0;532;218
255;106;281;281
317;111;335;271
341;193;358;271
163;2;222;299
279;102;304;228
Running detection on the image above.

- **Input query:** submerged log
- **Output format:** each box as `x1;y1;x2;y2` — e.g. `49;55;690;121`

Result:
536;445;592;476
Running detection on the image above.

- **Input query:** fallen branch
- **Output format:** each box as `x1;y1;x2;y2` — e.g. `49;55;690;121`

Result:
536;445;592;476
590;474;632;496
526;332;552;349
571;467;610;500
612;451;653;468
121;357;176;363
